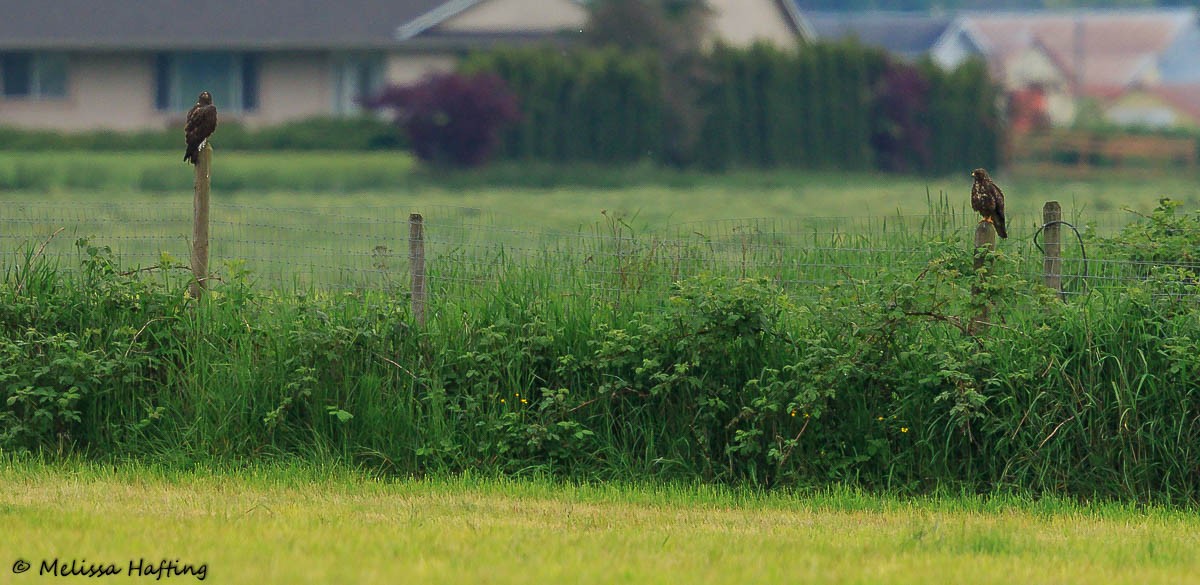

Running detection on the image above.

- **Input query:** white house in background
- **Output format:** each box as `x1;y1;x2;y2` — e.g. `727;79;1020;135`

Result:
799;11;953;62
931;9;1200;127
0;0;807;132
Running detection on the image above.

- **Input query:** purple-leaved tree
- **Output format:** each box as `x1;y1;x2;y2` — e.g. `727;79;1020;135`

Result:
871;62;931;174
367;72;521;168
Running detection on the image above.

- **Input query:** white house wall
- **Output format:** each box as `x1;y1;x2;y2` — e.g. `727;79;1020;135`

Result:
931;29;977;70
438;0;587;32
0;52;157;131
255;53;333;125
384;53;457;85
706;0;797;47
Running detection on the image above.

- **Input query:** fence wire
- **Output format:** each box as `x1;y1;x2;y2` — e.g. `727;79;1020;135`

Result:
2;202;1197;302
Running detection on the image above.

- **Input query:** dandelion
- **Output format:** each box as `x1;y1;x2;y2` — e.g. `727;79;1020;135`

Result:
521;398;528;404
500;398;506;404
877;416;884;421
901;427;909;433
790;411;796;417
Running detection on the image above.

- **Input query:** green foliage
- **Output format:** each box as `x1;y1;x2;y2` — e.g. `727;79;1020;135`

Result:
463;47;666;164
0;151;417;193
920;58;1004;174
1096;198;1200;265
468;42;1002;172
3;223;1200;504
0;116;402;152
0;242;162;453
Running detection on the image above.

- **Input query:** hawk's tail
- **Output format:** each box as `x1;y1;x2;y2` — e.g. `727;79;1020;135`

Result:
995;211;1008;239
183;145;198;165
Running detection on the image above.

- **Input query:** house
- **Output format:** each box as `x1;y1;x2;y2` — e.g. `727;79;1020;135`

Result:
0;0;807;132
931;9;1200;127
799;11;952;61
1105;84;1200;128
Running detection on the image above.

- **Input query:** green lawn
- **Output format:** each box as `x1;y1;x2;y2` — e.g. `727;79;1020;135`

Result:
2;462;1197;584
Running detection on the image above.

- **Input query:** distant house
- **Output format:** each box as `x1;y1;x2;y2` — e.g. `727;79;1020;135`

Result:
1106;84;1200;128
0;0;807;132
931;9;1200;127
800;11;952;61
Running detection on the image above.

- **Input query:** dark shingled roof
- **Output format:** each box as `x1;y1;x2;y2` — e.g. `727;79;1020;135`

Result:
0;0;460;50
804;12;952;59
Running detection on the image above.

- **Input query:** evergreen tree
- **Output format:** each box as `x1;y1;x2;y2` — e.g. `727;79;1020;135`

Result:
585;0;712;165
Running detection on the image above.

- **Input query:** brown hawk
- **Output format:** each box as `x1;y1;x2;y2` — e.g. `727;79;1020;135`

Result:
970;168;1008;239
183;91;218;165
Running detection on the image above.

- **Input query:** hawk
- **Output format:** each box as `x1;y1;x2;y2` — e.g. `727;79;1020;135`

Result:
183;91;218;165
970;168;1008;239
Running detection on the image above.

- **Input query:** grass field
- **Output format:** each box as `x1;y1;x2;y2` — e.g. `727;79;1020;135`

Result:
2;462;1198;585
4;151;1198;291
3;151;1200;226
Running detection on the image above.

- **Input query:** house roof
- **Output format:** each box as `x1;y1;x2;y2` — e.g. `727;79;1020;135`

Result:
802;11;952;59
945;9;1196;92
1145;84;1200;123
0;0;549;50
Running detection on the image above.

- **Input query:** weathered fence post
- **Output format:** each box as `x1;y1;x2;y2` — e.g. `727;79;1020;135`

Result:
1043;201;1063;298
189;142;211;299
409;213;426;326
970;220;997;334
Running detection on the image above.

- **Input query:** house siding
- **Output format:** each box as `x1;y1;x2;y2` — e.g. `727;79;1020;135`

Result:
255;52;334;125
438;0;586;32
931;31;976;70
0;52;158;130
384;53;457;85
1106;90;1197;127
0;0;804;131
707;0;796;47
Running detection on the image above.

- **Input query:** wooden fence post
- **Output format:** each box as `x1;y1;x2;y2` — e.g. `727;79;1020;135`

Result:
970;220;997;334
1043;201;1063;298
409;213;426;326
189;142;211;299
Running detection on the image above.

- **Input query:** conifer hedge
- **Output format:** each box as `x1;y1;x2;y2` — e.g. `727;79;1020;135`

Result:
465;42;1003;174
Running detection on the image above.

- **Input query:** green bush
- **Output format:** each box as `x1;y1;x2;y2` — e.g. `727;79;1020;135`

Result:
463;46;666;164
0;116;402;152
3;224;1200;505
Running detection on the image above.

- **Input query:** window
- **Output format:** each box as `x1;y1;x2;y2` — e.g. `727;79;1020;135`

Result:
1;52;68;99
155;52;258;113
333;54;385;114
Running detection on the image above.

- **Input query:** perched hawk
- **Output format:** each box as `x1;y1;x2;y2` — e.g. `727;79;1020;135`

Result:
970;168;1008;239
183;91;218;165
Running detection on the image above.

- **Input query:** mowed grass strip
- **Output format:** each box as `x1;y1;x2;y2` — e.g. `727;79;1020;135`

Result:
2;463;1198;584
3;150;1200;223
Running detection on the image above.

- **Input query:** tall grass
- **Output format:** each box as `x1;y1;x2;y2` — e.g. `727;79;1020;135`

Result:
2;203;1199;505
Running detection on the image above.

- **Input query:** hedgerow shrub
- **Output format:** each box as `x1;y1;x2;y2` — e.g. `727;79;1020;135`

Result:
3;233;1198;503
0;116;402;152
469;43;1002;173
462;47;665;164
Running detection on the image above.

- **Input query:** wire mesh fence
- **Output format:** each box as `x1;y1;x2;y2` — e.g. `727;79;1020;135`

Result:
2;200;1198;303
